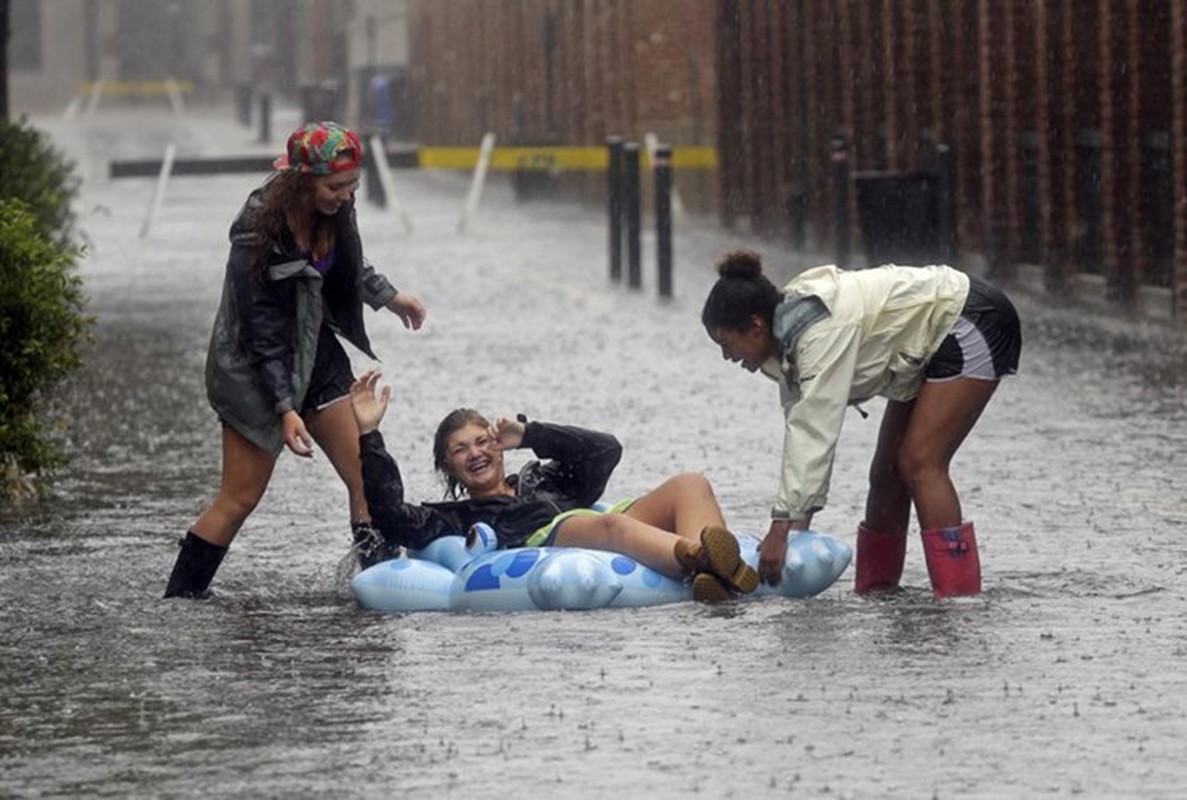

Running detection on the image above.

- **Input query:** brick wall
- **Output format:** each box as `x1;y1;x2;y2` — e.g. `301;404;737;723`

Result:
405;0;717;207
715;0;1186;320
405;0;1187;320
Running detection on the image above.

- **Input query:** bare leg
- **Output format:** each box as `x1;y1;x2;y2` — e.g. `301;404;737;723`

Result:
865;399;915;534
898;377;999;529
304;396;369;524
620;473;726;541
553;513;688;579
190;425;277;547
555;472;747;586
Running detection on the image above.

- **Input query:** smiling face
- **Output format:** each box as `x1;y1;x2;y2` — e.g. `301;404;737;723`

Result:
311;169;360;216
707;315;776;373
443;422;507;498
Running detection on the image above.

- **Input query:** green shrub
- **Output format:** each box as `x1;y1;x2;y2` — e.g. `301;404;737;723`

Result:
0;116;80;246
0;199;91;483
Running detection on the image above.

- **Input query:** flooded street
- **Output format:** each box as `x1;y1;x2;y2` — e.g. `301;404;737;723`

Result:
2;109;1186;798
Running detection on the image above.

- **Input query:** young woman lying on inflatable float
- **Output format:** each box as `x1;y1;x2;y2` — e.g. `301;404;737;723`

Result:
349;370;762;604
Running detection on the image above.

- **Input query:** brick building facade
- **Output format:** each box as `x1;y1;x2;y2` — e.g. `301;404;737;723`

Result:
373;2;1187;320
715;0;1186;320
405;0;715;146
404;0;717;206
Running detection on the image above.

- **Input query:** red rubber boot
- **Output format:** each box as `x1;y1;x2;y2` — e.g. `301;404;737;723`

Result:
920;521;982;597
853;522;907;594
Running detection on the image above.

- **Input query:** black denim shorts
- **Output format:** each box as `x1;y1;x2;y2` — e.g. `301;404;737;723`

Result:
300;324;354;413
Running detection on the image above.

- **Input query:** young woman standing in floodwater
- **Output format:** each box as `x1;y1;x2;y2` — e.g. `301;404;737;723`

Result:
164;122;427;598
701;251;1021;598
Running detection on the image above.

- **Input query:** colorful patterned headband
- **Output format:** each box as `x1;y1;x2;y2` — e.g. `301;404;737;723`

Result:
272;121;363;176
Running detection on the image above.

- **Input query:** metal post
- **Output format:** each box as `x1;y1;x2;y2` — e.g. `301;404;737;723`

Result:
457;132;496;234
369;134;413;234
624;142;642;290
258;92;272;144
1076;129;1103;275
1144;132;1173;287
364;141;386;208
936;143;957;264
831;135;850;268
606;137;624;282
235;84;253;126
655;144;673;298
138;143;177;240
788;190;807;251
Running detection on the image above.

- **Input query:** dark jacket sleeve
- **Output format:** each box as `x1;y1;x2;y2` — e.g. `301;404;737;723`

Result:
359;431;463;550
520;421;623;507
223;192;301;413
359;255;397;309
227;246;299;413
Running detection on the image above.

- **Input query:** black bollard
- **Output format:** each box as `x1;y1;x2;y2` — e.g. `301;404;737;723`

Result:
258;92;272;144
654;144;673;298
830;135;850;268
364;141;386;208
235;83;253;126
624;142;642;291
935;143;956;265
1076;129;1103;274
789;189;807;251
606;137;624;282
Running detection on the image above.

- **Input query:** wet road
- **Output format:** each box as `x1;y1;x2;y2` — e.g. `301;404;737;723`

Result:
2;108;1186;798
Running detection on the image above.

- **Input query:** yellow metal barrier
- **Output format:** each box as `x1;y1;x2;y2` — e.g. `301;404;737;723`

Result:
418;145;717;171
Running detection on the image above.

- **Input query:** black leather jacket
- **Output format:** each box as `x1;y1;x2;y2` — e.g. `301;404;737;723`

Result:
360;421;623;550
205;187;397;453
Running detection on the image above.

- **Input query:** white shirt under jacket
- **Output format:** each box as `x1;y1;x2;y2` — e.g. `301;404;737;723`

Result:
758;264;970;522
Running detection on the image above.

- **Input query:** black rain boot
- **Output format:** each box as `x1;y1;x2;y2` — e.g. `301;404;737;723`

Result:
164;531;228;598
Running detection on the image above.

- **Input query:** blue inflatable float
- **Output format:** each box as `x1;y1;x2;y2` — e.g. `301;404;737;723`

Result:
351;524;852;613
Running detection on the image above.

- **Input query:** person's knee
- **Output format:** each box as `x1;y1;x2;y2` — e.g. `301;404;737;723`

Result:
895;446;945;491
867;454;901;494
664;472;713;496
215;487;263;523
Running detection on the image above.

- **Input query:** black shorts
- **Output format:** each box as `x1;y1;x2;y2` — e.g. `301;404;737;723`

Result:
925;275;1022;381
300;324;354;413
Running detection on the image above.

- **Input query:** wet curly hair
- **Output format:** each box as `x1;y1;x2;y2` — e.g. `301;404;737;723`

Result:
700;249;783;331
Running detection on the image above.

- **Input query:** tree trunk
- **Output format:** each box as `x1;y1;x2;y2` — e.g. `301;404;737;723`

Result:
0;0;9;120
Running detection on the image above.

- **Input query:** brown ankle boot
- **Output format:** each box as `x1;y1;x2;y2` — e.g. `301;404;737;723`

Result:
674;538;703;577
692;572;733;604
699;526;759;594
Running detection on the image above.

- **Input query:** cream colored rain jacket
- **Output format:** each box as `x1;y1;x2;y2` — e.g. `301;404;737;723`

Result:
758;264;970;521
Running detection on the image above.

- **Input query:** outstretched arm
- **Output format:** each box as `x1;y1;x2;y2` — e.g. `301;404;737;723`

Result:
352;371;457;550
761;322;860;585
354;244;427;331
350;369;390;434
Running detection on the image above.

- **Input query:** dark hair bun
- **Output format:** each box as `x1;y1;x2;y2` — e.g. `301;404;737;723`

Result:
717;249;764;279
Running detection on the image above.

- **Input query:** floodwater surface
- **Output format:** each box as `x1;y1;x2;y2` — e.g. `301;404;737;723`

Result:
2;110;1185;798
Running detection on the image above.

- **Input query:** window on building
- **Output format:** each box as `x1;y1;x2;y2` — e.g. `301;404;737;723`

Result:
10;0;43;71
